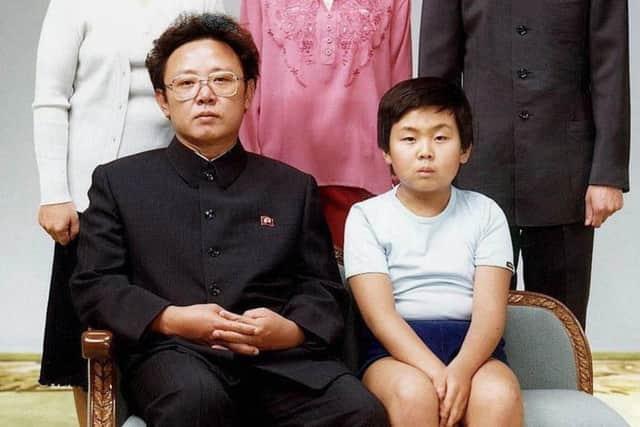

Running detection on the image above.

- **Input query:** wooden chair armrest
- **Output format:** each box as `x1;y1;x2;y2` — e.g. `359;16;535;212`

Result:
82;330;117;427
82;330;114;360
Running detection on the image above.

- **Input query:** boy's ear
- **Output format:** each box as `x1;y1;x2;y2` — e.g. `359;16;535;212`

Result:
155;89;171;119
460;145;472;164
382;150;393;166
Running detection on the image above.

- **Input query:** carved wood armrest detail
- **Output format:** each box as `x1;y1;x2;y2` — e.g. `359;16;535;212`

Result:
82;330;116;427
508;290;593;394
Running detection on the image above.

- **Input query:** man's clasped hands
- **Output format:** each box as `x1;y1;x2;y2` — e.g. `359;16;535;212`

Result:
151;304;305;355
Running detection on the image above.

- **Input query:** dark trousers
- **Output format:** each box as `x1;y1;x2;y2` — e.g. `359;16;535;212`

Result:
126;349;389;427
509;223;594;328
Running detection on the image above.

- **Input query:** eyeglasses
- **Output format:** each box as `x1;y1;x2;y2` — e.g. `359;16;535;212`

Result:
164;71;245;101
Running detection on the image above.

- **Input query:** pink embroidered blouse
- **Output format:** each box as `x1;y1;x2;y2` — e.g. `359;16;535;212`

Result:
240;0;412;195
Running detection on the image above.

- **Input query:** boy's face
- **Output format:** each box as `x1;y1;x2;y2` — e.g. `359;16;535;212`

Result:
384;106;471;197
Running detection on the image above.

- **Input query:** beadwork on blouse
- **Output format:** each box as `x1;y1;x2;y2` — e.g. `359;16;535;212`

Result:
264;0;393;86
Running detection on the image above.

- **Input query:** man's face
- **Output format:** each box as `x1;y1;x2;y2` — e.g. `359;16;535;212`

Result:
156;38;254;149
384;106;471;197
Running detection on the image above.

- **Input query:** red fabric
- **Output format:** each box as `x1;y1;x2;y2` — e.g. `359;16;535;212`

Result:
319;186;373;249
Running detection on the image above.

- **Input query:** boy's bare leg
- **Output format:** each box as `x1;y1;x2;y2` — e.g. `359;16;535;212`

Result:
363;357;439;427
464;359;523;427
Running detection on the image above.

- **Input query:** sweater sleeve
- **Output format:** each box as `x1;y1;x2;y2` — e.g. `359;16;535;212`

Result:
32;0;85;205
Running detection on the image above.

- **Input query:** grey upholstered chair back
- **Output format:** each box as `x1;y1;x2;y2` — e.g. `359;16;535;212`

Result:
504;304;578;390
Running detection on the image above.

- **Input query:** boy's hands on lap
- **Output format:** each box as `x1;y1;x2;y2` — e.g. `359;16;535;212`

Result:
438;360;474;427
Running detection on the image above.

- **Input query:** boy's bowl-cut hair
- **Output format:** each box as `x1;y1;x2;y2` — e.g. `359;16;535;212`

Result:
377;77;473;153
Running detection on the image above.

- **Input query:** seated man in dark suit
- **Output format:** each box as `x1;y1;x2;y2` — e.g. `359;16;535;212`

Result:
70;13;388;427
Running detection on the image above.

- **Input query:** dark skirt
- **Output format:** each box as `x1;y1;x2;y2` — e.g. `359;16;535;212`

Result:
358;319;508;377
39;238;87;388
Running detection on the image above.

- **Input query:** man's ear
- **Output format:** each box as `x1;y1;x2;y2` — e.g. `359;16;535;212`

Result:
244;79;256;111
460;144;472;164
155;89;171;119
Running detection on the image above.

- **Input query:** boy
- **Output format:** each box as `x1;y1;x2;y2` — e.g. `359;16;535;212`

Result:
344;77;523;427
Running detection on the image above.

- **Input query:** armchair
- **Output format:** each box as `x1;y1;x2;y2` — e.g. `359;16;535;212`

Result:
81;290;628;427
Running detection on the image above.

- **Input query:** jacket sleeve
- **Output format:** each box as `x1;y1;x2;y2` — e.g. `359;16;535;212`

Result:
238;0;263;154
281;175;348;350
587;0;630;191
32;0;84;205
417;0;464;86
71;165;171;343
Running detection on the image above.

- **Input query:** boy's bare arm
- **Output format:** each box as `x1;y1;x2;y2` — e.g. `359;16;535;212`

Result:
453;265;511;373
349;272;446;380
438;265;511;426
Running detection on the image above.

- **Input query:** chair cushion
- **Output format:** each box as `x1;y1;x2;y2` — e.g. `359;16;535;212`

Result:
121;390;627;427
522;390;629;426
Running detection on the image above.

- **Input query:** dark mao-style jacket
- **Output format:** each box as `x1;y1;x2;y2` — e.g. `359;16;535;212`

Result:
419;0;630;226
71;139;349;389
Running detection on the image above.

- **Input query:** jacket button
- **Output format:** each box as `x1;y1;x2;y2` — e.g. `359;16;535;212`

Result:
518;68;530;79
203;171;215;181
207;247;221;257
516;25;528;36
209;285;221;296
204;209;215;220
518;111;531;120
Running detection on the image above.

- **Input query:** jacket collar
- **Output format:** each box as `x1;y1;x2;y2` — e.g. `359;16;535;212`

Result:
167;137;248;189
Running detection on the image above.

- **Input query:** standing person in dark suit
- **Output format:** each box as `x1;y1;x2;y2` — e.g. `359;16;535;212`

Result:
70;13;388;427
418;0;630;327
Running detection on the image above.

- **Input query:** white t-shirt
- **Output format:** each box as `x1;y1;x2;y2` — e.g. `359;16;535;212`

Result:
344;186;513;321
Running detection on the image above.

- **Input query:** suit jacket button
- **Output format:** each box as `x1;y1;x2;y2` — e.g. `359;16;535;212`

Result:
209;285;221;296
203;171;215;181
208;247;221;257
204;209;215;220
518;68;530;79
518;110;531;120
516;25;528;36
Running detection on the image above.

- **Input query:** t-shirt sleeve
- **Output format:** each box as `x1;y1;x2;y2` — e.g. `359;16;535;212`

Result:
343;204;389;279
474;200;514;273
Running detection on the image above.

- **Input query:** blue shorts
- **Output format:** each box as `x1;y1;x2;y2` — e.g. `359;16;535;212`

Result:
358;319;508;377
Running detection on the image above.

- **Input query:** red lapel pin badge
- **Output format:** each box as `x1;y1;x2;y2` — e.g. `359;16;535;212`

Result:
260;215;275;227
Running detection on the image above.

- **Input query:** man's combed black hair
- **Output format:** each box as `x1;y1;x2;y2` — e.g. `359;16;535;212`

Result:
377;77;473;153
146;13;259;90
